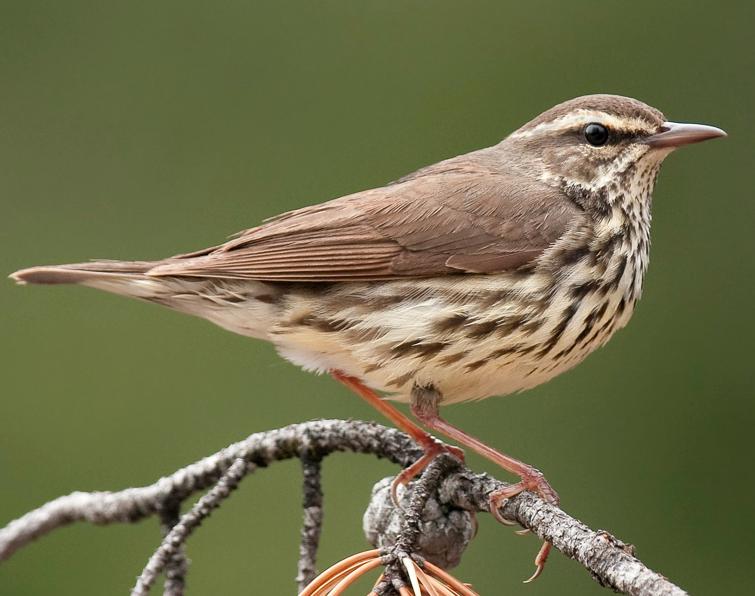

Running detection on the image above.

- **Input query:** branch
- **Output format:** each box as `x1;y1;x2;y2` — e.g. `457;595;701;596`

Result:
438;469;686;595
296;456;324;591
133;457;252;595
157;501;188;596
0;419;686;595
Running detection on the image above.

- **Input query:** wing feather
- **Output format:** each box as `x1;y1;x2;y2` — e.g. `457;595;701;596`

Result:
147;165;581;282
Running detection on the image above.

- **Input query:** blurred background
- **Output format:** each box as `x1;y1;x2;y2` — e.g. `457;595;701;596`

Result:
1;1;752;594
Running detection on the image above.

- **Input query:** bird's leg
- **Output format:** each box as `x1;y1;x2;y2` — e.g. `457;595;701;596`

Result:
331;372;464;504
411;384;558;582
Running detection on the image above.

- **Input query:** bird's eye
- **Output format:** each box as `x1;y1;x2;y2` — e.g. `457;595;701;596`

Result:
584;123;609;146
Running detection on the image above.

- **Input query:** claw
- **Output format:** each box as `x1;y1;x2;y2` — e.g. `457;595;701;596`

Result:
445;444;465;462
489;488;520;526
523;563;544;584
488;478;558;582
470;510;480;538
390;452;434;506
390;442;464;508
490;500;518;526
523;540;551;583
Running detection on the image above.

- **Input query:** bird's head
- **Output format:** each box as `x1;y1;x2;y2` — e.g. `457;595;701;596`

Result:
501;94;726;208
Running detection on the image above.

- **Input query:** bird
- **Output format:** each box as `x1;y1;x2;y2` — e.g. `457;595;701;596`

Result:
11;94;725;580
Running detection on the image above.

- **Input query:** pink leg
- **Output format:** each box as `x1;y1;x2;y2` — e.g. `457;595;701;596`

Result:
331;372;464;503
411;385;558;582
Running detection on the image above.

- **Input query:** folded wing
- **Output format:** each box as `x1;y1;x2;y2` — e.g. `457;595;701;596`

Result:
148;168;580;282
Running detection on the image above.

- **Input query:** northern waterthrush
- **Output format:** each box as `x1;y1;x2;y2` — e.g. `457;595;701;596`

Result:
11;94;726;579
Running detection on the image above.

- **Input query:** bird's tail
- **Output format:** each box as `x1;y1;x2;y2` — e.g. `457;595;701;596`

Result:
10;260;279;340
10;260;166;300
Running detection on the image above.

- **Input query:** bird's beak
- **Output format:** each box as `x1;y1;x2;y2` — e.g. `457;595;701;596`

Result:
645;122;727;149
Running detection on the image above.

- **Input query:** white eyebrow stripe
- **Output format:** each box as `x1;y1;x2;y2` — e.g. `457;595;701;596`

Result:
510;110;654;139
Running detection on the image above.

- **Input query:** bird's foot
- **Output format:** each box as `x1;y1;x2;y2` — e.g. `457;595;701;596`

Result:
390;439;464;507
489;469;559;583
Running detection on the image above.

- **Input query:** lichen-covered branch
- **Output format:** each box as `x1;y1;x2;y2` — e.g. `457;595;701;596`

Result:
0;420;418;561
132;457;252;595
157;501;188;596
296;456;324;591
437;469;687;596
0;419;686;595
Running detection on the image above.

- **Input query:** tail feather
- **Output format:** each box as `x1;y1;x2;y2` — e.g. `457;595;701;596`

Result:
10;261;155;285
10;259;279;340
9;260;167;301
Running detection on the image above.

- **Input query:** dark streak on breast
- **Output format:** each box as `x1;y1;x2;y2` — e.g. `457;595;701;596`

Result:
390;340;448;359
537;302;579;357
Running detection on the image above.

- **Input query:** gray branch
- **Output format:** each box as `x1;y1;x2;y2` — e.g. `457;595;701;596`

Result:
296;456;324;591
0;419;686;595
132;458;252;595
157;501;188;596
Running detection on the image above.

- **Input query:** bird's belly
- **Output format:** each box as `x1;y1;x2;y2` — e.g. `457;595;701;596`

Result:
270;275;636;404
363;313;624;404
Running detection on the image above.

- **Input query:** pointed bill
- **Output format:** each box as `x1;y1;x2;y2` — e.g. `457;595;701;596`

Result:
645;121;727;148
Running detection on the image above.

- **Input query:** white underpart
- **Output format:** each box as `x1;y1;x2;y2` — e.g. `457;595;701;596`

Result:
267;257;639;404
82;275;278;340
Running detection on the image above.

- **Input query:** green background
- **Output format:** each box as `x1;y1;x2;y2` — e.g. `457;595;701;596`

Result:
1;1;752;594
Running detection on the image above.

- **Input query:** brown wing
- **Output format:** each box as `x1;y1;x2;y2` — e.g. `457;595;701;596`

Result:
147;163;581;282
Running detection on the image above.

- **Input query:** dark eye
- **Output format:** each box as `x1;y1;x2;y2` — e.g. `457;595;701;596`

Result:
584;123;609;146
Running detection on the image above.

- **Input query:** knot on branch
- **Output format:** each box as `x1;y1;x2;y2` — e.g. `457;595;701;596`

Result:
364;476;475;570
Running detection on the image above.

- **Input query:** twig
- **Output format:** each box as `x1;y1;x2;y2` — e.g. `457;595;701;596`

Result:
395;454;462;554
157;501;188;596
0;420;418;562
438;469;687;596
0;419;687;595
296;456;324;591
132;457;251;595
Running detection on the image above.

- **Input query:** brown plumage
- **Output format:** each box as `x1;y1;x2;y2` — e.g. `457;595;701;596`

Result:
152;172;579;280
18;163;579;283
11;94;726;580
